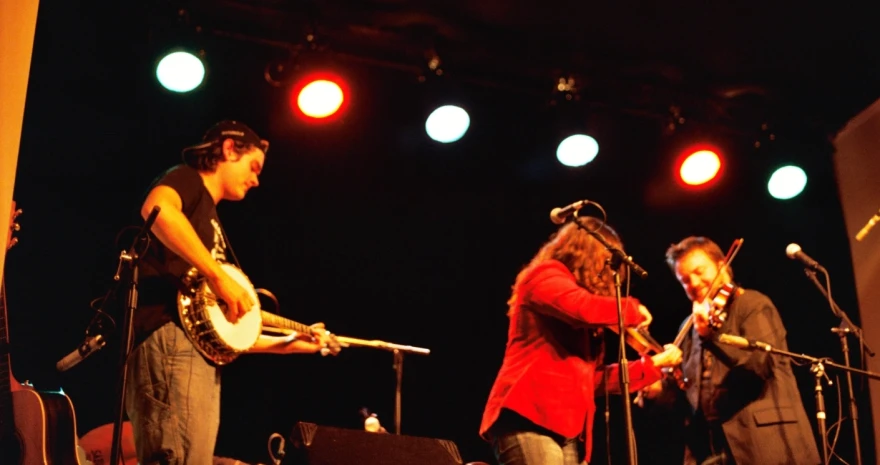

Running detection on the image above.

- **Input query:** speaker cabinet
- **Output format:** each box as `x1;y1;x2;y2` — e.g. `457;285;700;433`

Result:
283;422;463;465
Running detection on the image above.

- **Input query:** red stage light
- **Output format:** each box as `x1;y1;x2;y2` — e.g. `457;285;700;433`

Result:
678;148;722;187
289;73;349;121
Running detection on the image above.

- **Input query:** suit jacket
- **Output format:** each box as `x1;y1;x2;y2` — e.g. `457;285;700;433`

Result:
479;260;663;458
678;288;820;465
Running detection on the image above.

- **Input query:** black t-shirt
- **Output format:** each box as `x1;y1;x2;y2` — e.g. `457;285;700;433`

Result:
133;164;229;346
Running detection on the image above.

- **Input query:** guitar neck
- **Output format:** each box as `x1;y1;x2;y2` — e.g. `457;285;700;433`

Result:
1;200;19;441
0;279;15;440
260;311;313;335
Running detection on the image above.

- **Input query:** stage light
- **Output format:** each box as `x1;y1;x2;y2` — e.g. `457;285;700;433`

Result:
556;134;599;167
296;79;345;119
155;51;205;93
679;149;722;186
768;165;807;200
425;105;470;143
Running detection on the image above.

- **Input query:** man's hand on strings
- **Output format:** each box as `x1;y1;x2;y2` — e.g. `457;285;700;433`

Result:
309;322;341;356
269;323;342;356
210;273;255;324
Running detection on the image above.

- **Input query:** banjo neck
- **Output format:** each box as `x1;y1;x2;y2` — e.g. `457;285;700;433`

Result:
260;311;313;335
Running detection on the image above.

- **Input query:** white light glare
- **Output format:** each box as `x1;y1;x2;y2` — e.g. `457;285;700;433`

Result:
768;165;807;199
156;51;206;93
297;80;344;118
425;105;470;143
680;150;721;186
556;134;599;167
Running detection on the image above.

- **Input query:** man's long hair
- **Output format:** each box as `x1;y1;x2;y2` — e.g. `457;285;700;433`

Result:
508;217;626;310
183;140;261;172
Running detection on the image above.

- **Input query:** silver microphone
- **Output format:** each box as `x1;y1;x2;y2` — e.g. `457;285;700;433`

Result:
716;333;772;351
785;243;824;272
56;334;106;372
549;200;589;225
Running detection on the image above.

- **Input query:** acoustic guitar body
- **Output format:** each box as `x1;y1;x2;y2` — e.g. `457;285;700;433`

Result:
0;385;88;465
0;201;90;464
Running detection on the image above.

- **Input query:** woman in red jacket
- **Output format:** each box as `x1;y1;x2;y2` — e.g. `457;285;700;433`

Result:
479;217;682;465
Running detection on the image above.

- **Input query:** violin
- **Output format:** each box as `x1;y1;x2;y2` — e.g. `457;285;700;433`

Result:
607;325;664;355
607;323;688;390
707;282;743;329
668;238;745;373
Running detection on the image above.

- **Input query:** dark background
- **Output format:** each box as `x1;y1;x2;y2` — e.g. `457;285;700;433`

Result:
6;1;880;464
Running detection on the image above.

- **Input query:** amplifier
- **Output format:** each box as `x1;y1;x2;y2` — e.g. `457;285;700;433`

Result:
283;422;464;465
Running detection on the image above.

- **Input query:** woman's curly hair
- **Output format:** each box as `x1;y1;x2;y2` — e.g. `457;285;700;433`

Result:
508;216;626;309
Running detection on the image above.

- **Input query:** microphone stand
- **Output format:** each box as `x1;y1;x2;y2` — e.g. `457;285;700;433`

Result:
110;206;160;465
812;359;831;465
803;268;873;465
572;216;647;465
334;336;430;435
717;338;880;465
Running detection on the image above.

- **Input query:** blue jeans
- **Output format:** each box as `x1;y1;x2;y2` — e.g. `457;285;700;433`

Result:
125;322;221;465
492;431;586;465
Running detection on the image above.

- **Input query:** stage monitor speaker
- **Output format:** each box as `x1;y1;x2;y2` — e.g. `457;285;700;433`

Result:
283;422;464;465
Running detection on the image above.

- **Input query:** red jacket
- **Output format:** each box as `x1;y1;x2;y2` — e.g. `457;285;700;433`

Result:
479;260;663;456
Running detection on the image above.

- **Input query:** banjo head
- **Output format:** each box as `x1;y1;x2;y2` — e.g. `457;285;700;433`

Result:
205;293;262;351
178;263;263;364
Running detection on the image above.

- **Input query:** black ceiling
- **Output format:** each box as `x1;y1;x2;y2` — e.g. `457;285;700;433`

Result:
148;0;880;136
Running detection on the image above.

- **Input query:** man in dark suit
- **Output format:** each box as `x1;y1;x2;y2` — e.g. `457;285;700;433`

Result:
642;236;820;465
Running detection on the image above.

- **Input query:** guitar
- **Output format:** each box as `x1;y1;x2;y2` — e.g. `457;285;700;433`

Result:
0;201;90;464
177;262;341;365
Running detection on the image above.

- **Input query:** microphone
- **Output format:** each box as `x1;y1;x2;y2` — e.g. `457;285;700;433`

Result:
56;334;106;372
716;333;772;351
785;243;825;272
550;200;589;225
855;209;880;241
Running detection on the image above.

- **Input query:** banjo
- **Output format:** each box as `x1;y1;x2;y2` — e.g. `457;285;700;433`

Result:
177;262;332;365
